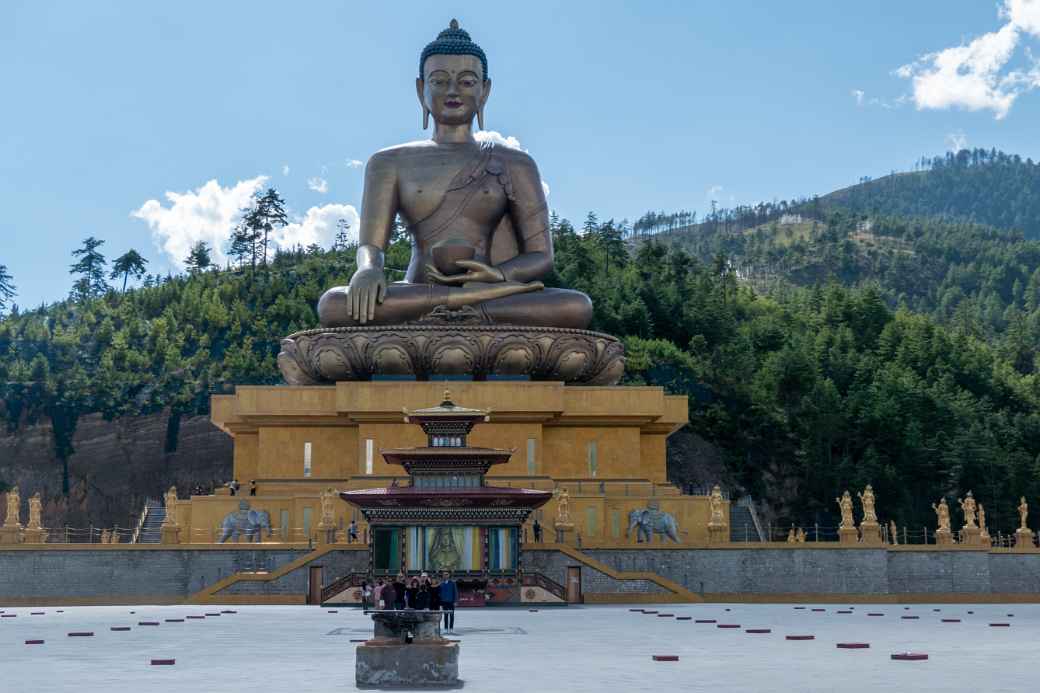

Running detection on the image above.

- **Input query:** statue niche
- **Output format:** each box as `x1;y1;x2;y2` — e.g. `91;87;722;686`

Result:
626;507;680;544
218;501;272;543
278;20;623;386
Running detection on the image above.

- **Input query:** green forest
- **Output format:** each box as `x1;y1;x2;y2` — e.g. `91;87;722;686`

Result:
1;153;1039;536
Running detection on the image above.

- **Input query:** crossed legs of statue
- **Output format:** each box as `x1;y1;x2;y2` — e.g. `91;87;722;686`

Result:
318;283;593;329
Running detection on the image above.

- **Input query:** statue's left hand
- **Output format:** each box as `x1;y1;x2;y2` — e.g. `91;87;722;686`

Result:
426;259;505;285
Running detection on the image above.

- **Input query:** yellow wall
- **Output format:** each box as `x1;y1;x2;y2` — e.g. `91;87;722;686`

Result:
256;426;357;479
185;381;721;547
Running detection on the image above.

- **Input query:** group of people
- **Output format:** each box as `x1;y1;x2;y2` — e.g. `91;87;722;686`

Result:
361;571;459;633
224;479;257;497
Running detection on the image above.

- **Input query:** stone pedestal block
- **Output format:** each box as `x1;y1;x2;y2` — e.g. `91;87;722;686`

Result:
934;528;954;545
1013;528;1036;552
554;522;574;545
960;526;984;547
838;527;859;545
22;528;47;544
0;525;23;544
859;522;883;546
160;526;181;545
707;524;729;545
356;641;460;688
317;526;336;546
357;610;459;688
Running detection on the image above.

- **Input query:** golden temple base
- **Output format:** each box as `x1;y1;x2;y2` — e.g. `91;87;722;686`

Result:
0;526;23;544
21;528;46;544
934;529;954;545
838;527;859;545
160;526;181;545
859;522;883;546
1013;528;1036;552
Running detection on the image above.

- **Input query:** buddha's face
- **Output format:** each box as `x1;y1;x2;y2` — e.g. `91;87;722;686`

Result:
417;54;490;127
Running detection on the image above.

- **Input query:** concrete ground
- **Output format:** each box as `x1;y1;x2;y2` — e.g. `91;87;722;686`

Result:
0;603;1034;692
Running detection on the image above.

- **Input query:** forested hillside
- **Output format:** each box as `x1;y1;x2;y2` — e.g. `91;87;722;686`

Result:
2;155;1040;534
821;149;1040;239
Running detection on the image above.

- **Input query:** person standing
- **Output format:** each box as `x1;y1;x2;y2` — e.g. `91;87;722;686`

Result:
382;579;397;611
532;519;542;543
373;579;385;609
416;581;431;610
393;573;407;610
348;519;358;544
360;579;372;611
439;571;458;633
249;480;257;496
405;578;420;609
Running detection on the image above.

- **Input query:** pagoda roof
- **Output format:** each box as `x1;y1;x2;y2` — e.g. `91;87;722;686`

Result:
404;390;489;421
339;486;551;510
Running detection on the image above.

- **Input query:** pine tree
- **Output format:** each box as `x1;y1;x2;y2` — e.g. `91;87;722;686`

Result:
255;188;288;265
333;218;353;252
109;249;148;292
69;237;109;301
184;241;212;273
0;264;15;316
229;216;260;269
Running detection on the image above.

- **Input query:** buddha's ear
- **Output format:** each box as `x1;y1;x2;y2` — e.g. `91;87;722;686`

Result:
478;79;492;130
416;78;429;130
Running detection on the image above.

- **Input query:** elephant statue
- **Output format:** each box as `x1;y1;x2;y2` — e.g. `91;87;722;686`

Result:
626;507;680;543
218;501;271;543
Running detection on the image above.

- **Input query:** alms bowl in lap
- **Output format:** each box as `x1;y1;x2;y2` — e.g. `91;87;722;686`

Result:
277;319;625;386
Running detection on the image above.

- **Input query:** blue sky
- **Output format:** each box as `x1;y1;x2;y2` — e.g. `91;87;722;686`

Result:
3;0;1040;309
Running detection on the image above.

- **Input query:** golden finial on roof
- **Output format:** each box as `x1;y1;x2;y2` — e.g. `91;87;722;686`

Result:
443;389;452;404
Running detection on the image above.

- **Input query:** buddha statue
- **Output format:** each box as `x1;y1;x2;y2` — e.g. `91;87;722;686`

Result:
317;20;592;329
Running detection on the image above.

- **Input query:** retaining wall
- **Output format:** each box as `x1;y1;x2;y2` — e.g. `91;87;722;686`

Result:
2;545;1040;605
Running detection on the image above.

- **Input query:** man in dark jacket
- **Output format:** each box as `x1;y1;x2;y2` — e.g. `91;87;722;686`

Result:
439;571;458;633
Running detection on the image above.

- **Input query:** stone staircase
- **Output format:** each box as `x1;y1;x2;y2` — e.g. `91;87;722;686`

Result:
730;500;763;542
136;500;166;544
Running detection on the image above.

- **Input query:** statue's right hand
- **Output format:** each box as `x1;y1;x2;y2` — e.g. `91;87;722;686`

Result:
348;268;387;324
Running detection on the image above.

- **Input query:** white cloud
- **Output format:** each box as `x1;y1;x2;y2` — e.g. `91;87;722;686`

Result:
474;130;524;150
852;89;865;106
1006;0;1040;35
132;176;267;269
281;164;290;176
541;181;550;198
271;203;360;250
307;177;329;194
346;159;363;168
896;0;1040;119
946;130;969;152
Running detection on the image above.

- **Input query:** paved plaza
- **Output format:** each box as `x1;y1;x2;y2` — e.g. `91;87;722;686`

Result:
0;603;1035;692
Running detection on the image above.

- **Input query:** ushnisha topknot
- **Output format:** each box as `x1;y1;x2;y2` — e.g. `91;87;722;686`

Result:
419;18;489;81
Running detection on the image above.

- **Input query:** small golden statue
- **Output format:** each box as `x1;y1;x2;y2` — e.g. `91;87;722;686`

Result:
958;491;977;529
978;503;990;544
858;485;878;524
100;529;110;544
932;498;952;532
795;528;806;543
708;485;725;526
161;486;178;528
836;491;855;529
320;487;336;527
4;485;21;528
26;492;43;530
786;528;796;543
889;519;898;545
1015;496;1035;551
109;528;119;544
554;487;571;526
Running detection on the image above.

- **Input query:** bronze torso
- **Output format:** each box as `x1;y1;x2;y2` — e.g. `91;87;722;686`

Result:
392;141;512;284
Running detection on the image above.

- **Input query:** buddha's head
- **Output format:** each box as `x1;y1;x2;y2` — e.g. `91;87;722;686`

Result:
417;19;491;130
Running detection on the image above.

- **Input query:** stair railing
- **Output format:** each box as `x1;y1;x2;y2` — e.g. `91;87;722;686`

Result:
130;499;153;544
